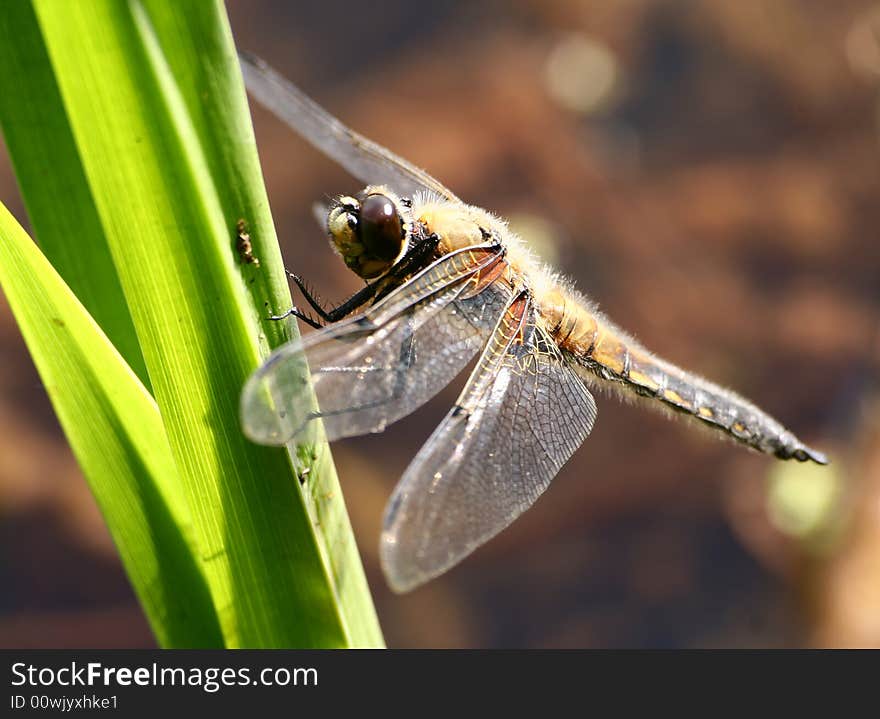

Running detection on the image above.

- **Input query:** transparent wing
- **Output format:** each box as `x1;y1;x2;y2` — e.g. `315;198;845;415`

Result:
380;293;598;592
241;245;510;446
240;53;460;202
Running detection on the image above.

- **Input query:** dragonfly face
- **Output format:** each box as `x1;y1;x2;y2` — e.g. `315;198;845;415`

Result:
327;189;410;279
239;54;828;593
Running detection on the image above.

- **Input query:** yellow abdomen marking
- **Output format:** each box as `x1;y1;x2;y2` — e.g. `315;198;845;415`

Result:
663;389;686;405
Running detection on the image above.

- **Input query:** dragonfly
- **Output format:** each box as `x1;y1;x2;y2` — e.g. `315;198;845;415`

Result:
238;54;828;593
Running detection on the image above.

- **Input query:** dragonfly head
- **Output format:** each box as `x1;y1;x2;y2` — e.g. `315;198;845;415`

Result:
327;186;410;280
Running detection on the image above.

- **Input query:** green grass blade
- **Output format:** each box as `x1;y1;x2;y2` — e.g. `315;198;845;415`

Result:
137;0;384;647
134;1;292;350
0;1;150;388
0;202;223;648
21;0;382;647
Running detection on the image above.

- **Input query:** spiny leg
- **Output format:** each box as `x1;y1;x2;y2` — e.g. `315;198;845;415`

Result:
287;272;380;323
373;234;439;304
267;303;323;329
274;232;440;326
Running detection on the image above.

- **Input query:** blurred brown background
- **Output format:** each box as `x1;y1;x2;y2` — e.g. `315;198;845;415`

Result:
2;0;880;648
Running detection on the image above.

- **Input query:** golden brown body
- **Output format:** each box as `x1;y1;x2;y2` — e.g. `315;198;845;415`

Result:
415;197;826;464
239;54;827;596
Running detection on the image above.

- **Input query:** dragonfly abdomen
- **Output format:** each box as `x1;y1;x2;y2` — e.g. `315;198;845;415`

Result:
543;294;827;464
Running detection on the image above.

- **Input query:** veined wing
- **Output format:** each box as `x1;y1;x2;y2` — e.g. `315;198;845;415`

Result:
239;53;460;203
380;291;598;592
241;244;510;446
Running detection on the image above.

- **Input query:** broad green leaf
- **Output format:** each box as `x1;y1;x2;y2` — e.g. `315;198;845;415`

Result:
0;202;222;648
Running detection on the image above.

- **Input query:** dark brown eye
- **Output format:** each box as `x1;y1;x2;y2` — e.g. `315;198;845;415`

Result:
357;194;404;261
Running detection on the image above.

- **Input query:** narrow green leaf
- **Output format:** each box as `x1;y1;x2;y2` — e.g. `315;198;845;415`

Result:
136;1;383;647
0;202;223;648
0;1;150;388
24;0;382;646
134;1;292;349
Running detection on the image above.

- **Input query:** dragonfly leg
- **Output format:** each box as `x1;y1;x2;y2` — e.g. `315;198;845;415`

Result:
283;233;439;323
285;271;334;320
396;233;440;277
283;271;380;324
273;229;440;329
267;304;324;329
373;234;440;303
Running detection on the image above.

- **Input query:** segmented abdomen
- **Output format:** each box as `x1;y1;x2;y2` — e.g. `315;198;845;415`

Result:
541;290;827;464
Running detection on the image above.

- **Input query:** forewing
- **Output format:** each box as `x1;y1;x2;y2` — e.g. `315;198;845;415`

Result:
241;247;510;446
380;294;598;592
240;53;459;202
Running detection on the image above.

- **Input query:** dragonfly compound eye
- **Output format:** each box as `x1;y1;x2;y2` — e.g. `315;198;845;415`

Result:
327;193;406;279
357;193;405;267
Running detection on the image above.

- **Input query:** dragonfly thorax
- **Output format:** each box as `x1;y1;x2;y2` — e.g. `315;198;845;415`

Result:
327;186;410;279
